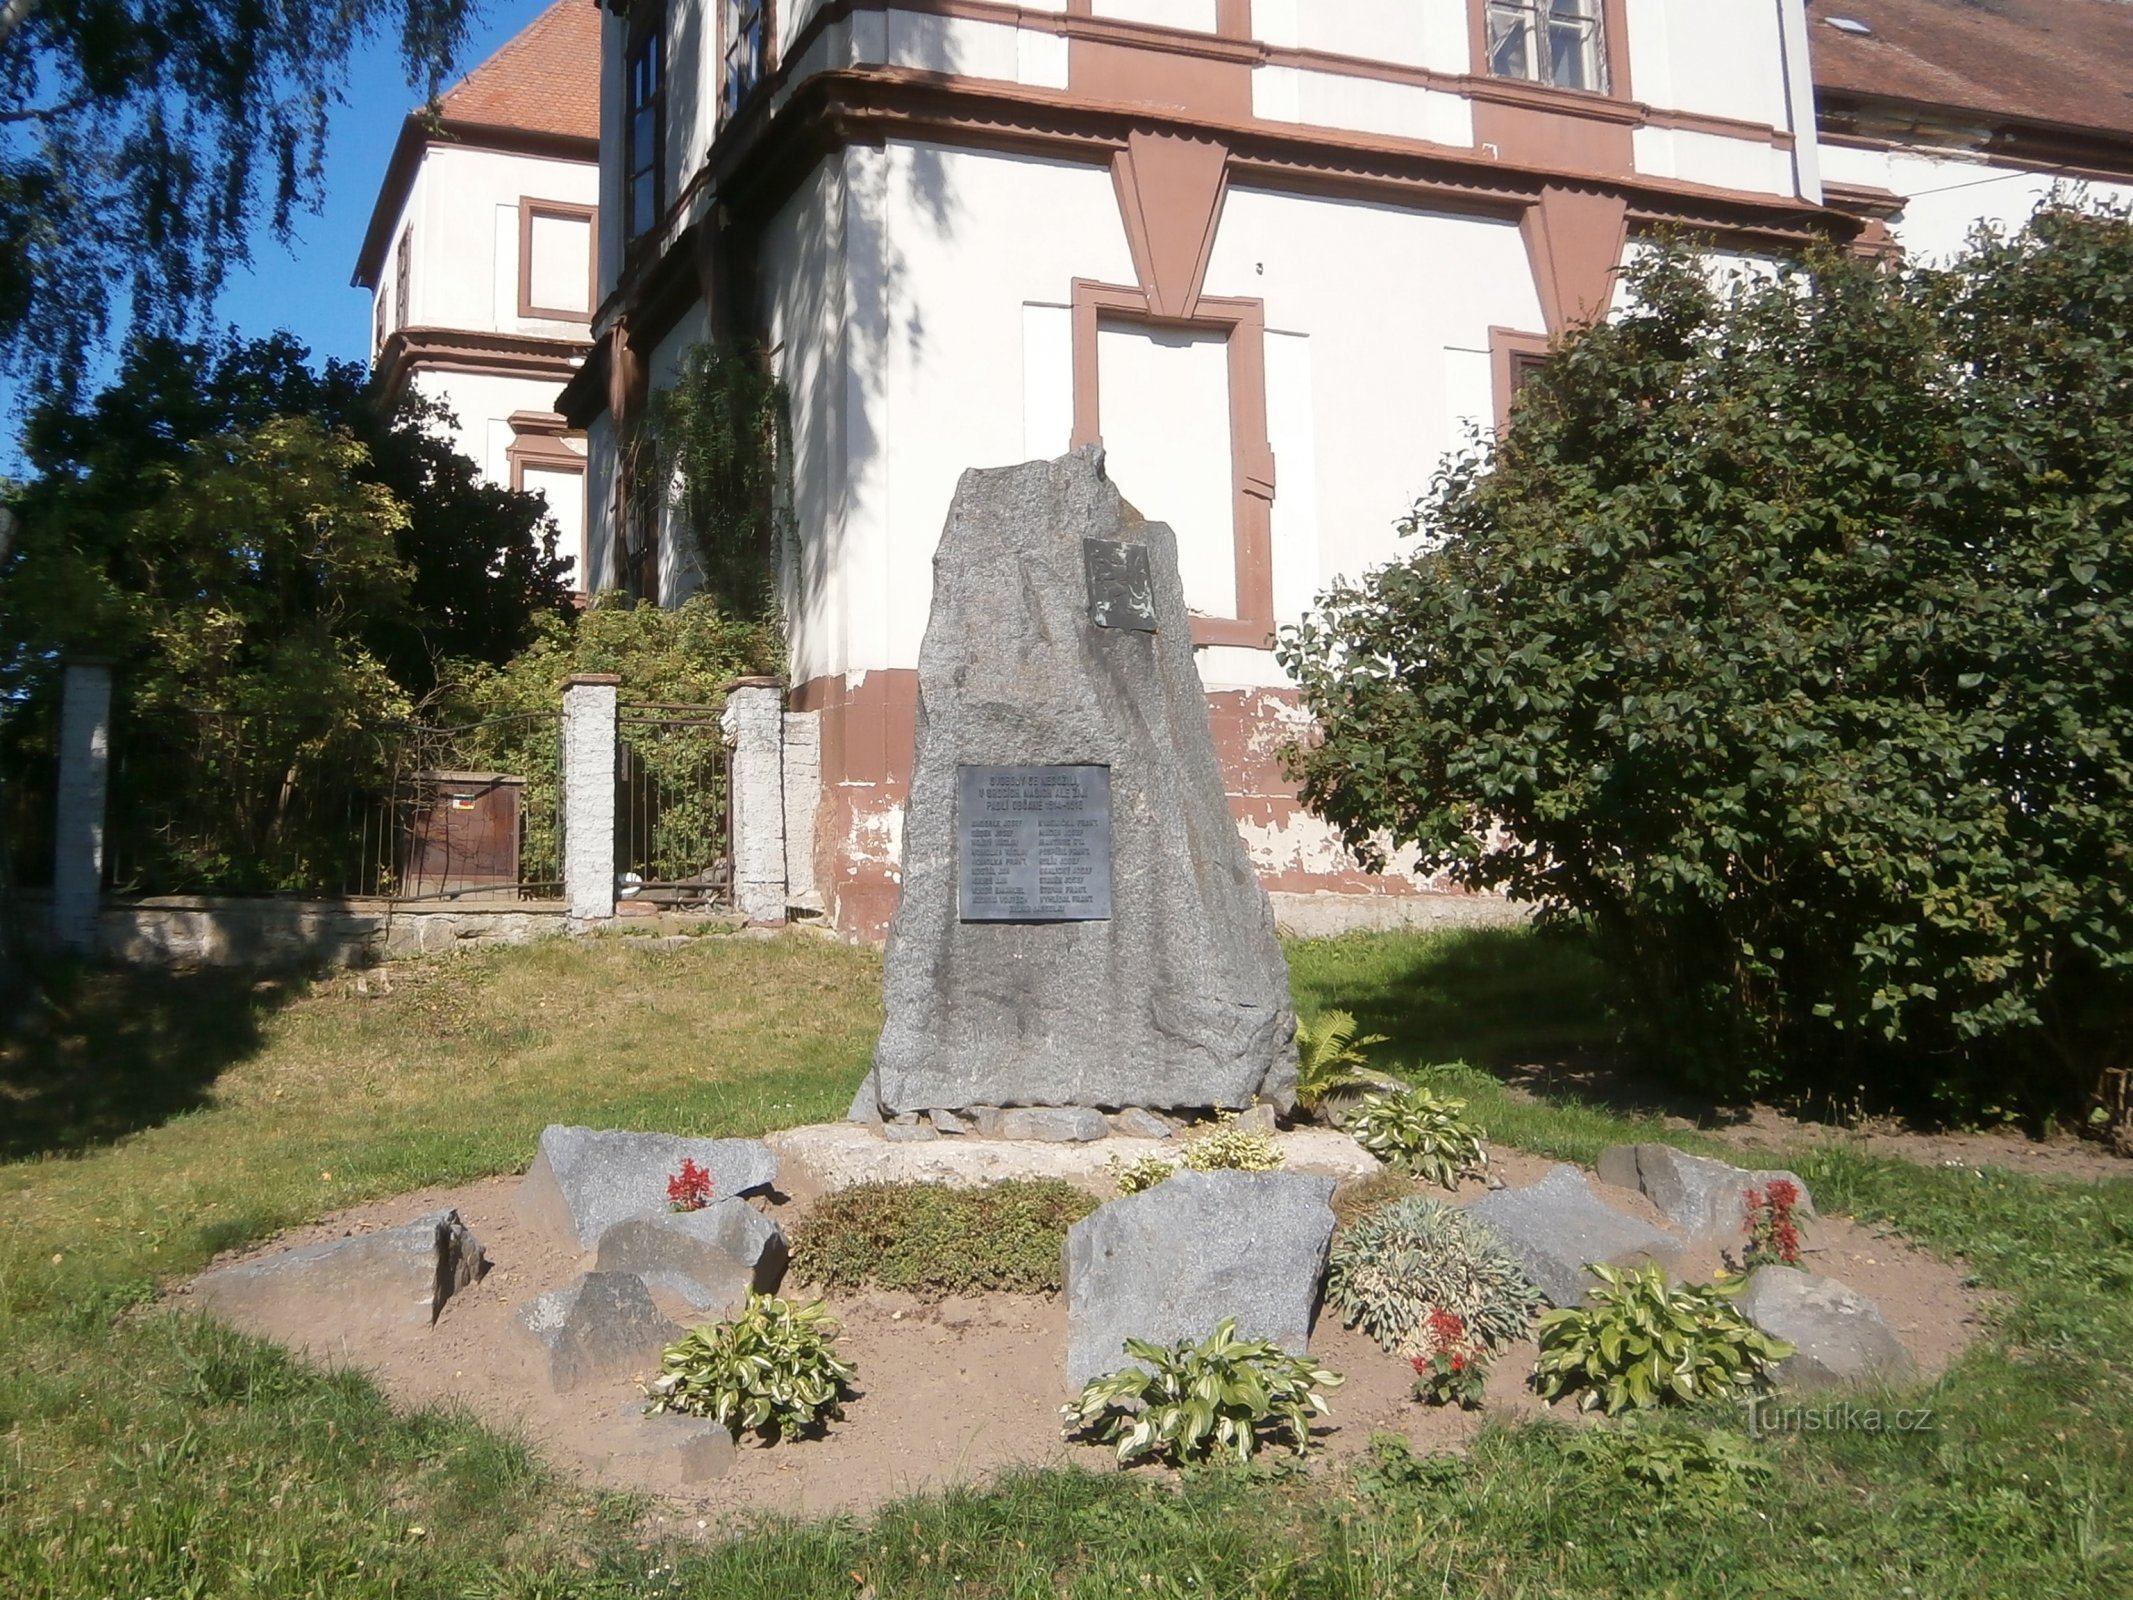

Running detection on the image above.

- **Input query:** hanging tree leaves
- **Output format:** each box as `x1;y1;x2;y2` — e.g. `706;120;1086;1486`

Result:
0;0;478;398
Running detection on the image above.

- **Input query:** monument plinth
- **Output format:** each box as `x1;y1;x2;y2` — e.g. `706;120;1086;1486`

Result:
866;446;1297;1119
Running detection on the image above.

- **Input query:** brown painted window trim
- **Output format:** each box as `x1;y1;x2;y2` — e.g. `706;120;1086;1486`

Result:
518;198;599;322
508;442;591;595
1488;326;1553;433
393;227;413;333
1467;0;1633;103
719;0;779;129
1069;278;1276;651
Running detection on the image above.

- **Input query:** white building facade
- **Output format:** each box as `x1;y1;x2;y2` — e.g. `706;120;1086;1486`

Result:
356;1;604;590
553;0;2133;939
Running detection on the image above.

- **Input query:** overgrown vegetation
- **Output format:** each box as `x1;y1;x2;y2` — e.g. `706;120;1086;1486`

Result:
1532;1263;1794;1414
1325;1194;1543;1358
1283;201;2133;1125
642;339;789;618
785;1179;1097;1298
648;1293;857;1441
1060;1319;1342;1466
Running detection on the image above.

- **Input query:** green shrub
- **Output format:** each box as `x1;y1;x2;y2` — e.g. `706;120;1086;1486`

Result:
1350;1087;1487;1188
786;1179;1097;1298
1281;211;2133;1117
1326;1195;1543;1358
1293;1008;1390;1116
1108;1152;1178;1195
1061;1318;1343;1466
647;1292;856;1441
1532;1263;1792;1415
1180;1116;1284;1173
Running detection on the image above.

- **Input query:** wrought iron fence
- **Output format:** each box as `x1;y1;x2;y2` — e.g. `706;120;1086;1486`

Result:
103;707;565;902
616;702;733;910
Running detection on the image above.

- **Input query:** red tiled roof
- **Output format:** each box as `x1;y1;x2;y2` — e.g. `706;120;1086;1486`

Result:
1808;0;2133;143
434;0;602;142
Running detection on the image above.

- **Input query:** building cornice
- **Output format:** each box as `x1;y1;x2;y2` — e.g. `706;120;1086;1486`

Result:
353;112;601;291
1817;92;2133;185
373;326;591;405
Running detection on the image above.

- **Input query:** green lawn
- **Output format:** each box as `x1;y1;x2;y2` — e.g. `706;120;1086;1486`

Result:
3;928;2130;1598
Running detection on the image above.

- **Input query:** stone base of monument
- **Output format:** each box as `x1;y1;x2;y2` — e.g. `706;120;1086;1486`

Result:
768;1119;1379;1193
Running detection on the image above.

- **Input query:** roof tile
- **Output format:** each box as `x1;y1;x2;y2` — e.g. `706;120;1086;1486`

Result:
435;0;602;142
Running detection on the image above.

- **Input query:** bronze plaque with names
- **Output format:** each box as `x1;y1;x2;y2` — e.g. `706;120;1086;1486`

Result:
957;765;1113;922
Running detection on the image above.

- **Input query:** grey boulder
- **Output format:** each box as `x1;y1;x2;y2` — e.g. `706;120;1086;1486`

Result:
1740;1268;1916;1388
591;1198;788;1314
511;1271;679;1394
871;448;1298;1119
584;1401;736;1486
192;1209;486;1333
976;1105;1111;1142
1466;1164;1683;1308
1063;1169;1336;1391
1596;1144;1815;1240
1108;1108;1174;1140
515;1125;777;1249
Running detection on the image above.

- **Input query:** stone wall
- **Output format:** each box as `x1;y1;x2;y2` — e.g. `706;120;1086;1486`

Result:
84;896;570;969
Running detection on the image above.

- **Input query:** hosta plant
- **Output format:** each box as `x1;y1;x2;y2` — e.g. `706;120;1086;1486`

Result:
1350;1088;1488;1188
1326;1194;1542;1358
1061;1318;1343;1466
1180;1116;1284;1174
1532;1263;1793;1415
1293;1008;1392;1116
647;1292;857;1442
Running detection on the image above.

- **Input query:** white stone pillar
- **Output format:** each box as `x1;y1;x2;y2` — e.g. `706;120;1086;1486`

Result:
561;674;619;924
782;709;822;914
53;658;113;954
720;679;788;926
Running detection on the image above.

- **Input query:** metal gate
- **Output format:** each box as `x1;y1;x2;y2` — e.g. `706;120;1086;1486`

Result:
615;703;733;910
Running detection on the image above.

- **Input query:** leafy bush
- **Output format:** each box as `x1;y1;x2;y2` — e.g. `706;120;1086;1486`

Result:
1108;1152;1178;1195
1280;206;2133;1117
786;1180;1096;1298
1349;1088;1487;1188
1061;1318;1342;1466
1326;1194;1542;1358
1293;1009;1390;1116
641;339;789;618
1180;1116;1284;1173
1532;1263;1792;1415
647;1293;856;1441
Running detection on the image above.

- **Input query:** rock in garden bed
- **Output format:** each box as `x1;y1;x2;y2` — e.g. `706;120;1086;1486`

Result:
191;1209;487;1333
1063;1169;1337;1390
592;1198;788;1313
1596;1143;1814;1241
515;1125;778;1249
1739;1267;1916;1388
510;1270;680;1394
1466;1164;1683;1308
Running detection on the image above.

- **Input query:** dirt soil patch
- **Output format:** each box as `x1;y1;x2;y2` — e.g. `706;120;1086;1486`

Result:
171;1154;1988;1520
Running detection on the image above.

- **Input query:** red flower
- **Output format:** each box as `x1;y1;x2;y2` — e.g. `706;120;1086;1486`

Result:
666;1158;713;1212
1766;1178;1801;1211
1448;1353;1466;1372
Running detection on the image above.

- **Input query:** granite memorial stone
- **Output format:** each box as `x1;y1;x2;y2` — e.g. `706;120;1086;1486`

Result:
869;446;1297;1116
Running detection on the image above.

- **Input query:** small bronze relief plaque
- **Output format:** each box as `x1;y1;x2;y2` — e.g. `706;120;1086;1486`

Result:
1083;538;1157;633
957;765;1113;922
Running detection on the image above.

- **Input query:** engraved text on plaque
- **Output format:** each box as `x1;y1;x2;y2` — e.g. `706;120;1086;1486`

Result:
957;765;1113;921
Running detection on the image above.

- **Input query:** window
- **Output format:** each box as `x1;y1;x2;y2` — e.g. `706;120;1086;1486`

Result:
372;290;387;360
721;1;768;124
518;201;596;320
393;228;412;330
626;27;665;242
1485;0;1606;92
